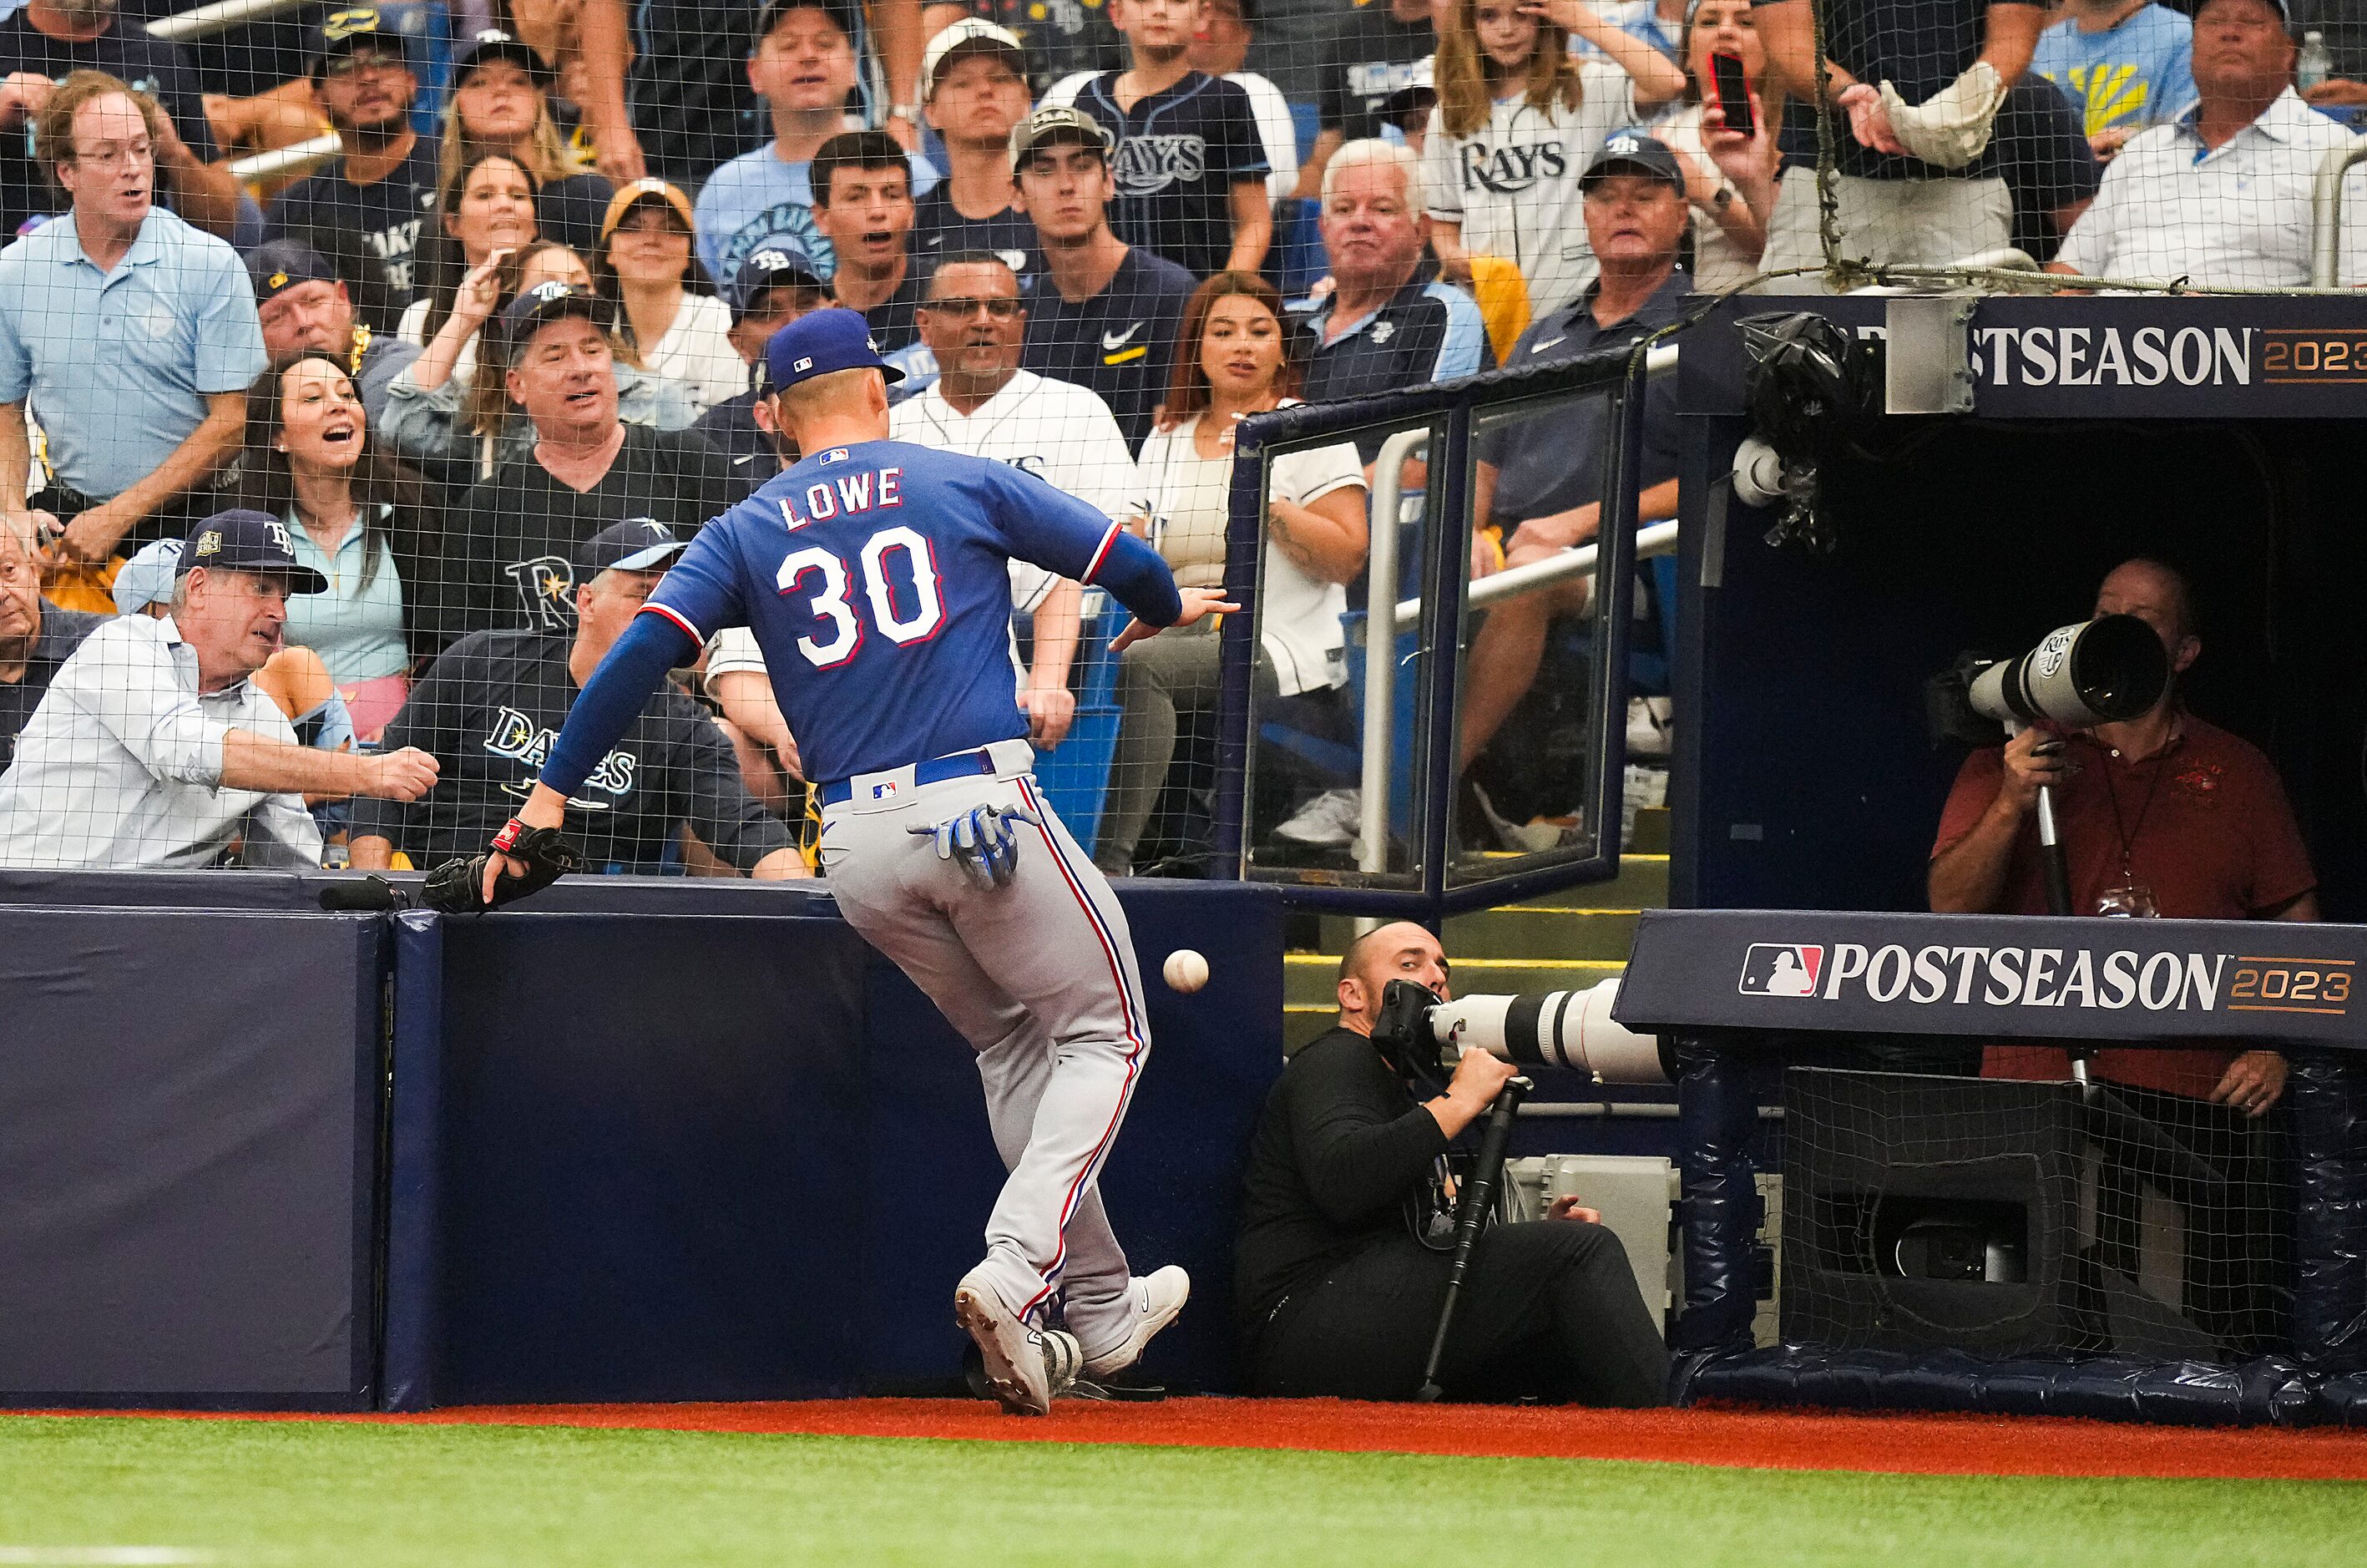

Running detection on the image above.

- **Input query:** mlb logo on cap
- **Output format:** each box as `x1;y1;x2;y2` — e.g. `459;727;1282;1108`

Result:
794;357;813;372
1738;943;1824;997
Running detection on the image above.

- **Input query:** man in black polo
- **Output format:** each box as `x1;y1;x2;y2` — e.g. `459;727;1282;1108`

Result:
1754;0;2041;282
1301;139;1488;440
0;521;101;770
456;284;739;634
1013;106;1196;449
349;520;806;880
1459;134;1690;776
264;8;441;310
694;248;830;483
1297;0;1434;199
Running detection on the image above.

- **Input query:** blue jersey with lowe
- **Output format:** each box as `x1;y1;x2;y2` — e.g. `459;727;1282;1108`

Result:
644;439;1167;784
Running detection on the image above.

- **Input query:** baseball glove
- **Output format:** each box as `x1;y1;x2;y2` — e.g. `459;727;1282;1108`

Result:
909;802;1040;891
421;817;581;913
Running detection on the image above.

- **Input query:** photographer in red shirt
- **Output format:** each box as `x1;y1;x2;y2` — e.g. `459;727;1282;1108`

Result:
1929;556;2314;1353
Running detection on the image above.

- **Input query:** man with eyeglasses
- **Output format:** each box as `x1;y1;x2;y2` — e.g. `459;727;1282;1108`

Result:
0;71;266;576
0;0;240;241
264;8;440;311
891;252;1138;751
0;521;102;771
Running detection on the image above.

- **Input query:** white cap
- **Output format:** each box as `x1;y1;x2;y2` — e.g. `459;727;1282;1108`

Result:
922;18;1027;99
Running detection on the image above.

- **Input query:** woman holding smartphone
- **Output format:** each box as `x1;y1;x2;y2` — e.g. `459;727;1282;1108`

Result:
1652;0;1783;290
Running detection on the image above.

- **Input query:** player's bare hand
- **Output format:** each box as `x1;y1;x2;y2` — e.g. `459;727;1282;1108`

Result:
1445;1046;1520;1113
1547;1195;1603;1225
1021;684;1076;749
1110;588;1239;653
359;746;440;802
1995;728;2070;817
2210;1050;2286;1119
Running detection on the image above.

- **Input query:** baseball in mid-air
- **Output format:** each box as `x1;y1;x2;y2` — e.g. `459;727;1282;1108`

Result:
1163;948;1210;994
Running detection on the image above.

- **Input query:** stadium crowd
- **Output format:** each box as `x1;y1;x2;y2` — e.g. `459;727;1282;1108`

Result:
0;0;2361;878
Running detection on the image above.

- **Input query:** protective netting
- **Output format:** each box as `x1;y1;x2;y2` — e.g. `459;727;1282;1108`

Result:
0;0;1672;882
3;0;2356;878
1769;0;2367;291
1781;1063;2293;1364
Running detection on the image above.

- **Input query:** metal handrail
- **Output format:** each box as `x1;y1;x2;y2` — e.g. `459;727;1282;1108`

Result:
2310;137;2367;289
229;133;342;186
148;0;316;41
1349;345;1681;876
1395;519;1682;633
1358;427;1429;874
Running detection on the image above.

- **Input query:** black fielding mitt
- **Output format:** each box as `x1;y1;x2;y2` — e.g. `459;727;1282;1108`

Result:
421;817;580;913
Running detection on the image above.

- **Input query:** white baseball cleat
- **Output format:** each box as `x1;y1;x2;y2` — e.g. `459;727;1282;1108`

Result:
955;1269;1077;1416
1081;1265;1191;1380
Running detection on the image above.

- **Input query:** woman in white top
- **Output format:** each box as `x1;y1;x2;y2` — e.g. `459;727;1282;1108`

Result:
593;179;746;412
1096;271;1369;876
1425;0;1683;318
1650;0;1782;292
397;151;541;403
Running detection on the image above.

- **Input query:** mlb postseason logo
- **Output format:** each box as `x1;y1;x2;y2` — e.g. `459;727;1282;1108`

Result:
1738;943;1823;997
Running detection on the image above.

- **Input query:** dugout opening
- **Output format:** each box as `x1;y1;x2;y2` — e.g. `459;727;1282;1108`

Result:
1675;414;2367;924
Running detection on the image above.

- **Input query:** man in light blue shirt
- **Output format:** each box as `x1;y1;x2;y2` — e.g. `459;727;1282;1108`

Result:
692;0;937;286
2034;0;2200;154
0;71;266;571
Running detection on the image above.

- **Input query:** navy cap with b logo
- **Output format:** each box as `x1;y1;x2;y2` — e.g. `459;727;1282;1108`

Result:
761;307;907;395
180;509;330;595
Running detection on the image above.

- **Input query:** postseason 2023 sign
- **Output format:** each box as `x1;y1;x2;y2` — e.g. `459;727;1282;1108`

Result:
1611;908;2367;1050
1678;296;2367;420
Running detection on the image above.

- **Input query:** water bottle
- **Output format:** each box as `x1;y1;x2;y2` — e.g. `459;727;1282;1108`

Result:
2299;30;2333;94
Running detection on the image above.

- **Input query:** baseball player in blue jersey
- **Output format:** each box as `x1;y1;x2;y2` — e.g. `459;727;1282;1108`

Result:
453;309;1232;1415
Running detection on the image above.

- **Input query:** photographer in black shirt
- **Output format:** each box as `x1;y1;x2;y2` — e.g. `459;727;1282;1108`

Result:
1235;922;1669;1405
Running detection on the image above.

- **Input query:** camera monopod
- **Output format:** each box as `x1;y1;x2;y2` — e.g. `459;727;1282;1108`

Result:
1964;615;2169;1087
1414;1073;1531;1403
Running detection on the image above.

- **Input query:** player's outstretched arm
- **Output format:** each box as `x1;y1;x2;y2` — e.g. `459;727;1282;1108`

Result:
1110;585;1242;653
473;611;697;905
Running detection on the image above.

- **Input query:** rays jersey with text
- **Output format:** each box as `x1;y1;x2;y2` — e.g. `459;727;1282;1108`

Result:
641;440;1129;784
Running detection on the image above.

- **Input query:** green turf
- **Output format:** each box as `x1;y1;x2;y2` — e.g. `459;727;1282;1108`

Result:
0;1415;2359;1567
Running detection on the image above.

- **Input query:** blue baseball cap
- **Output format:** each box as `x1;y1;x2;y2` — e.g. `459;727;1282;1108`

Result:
311;7;417;77
500;280;614;344
762;307;906;394
575;518;689;579
180;509;329;595
245;240;338;305
731;246;825;322
1581;130;1685;192
113;538;183;616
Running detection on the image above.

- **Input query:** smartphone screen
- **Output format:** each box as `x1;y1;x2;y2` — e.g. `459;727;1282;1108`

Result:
1710;51;1753;137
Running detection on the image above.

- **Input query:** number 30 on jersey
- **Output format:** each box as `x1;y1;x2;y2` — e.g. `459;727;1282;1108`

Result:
776;526;947;667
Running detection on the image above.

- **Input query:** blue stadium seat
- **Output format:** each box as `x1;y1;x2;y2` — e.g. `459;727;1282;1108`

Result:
1022;590;1122;852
